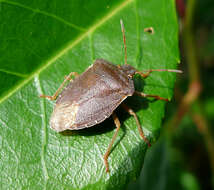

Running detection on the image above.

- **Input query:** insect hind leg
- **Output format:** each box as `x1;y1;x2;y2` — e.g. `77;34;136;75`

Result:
104;112;121;173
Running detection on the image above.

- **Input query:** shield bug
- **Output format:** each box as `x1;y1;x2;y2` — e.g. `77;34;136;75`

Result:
40;19;182;172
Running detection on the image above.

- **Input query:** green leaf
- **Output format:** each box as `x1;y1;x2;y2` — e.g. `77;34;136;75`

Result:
0;0;179;189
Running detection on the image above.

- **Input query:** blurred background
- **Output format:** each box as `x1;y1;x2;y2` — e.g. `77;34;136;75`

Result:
128;0;214;189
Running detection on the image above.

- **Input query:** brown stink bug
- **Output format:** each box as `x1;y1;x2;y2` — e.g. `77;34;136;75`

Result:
40;20;182;172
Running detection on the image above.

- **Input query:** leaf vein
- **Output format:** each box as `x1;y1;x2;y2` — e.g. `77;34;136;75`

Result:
34;75;49;185
0;69;28;78
135;0;143;67
0;0;133;104
1;0;86;31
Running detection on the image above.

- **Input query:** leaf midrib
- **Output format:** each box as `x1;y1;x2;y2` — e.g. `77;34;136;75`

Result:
0;0;133;104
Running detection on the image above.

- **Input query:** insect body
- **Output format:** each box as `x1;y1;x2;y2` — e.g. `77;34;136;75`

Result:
40;20;182;172
50;59;135;132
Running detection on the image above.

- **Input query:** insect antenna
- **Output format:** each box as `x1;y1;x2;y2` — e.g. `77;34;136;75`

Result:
141;69;183;73
136;68;182;78
120;19;127;65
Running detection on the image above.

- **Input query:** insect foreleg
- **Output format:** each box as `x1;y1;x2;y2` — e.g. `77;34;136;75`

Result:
40;72;79;100
134;91;169;102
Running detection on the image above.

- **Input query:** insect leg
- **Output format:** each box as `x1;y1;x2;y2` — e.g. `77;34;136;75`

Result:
135;70;152;78
135;69;182;79
104;112;121;173
134;91;168;101
64;72;79;81
122;103;151;147
40;72;79;100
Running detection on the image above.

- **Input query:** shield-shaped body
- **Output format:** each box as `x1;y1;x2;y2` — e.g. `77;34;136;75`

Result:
50;59;135;132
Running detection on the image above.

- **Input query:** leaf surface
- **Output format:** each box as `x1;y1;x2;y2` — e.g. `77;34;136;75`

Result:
0;0;179;189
